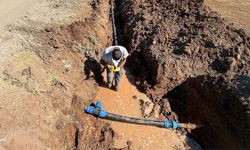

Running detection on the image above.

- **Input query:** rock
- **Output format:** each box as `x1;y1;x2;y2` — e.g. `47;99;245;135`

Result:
235;53;241;61
234;35;243;43
224;43;231;49
183;46;192;55
205;39;216;48
45;27;53;32
244;49;250;56
227;57;237;71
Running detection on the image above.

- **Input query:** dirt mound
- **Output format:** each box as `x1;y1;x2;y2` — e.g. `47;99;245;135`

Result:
118;0;250;149
120;0;250;92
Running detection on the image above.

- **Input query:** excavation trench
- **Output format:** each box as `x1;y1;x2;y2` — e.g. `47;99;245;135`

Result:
92;0;196;149
55;0;250;149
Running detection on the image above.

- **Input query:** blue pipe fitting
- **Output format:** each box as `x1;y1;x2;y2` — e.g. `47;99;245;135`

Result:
96;101;102;108
164;120;171;128
172;121;178;129
85;101;106;118
85;106;95;114
99;109;107;118
164;120;179;129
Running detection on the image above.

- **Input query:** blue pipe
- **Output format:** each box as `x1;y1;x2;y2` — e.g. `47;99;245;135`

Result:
85;101;180;129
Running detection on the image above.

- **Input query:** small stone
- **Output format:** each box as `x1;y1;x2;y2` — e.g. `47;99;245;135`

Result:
205;39;216;48
152;40;157;44
227;57;237;71
235;53;241;61
132;95;137;100
45;27;53;32
53;45;59;49
224;43;231;49
183;46;192;55
234;35;243;43
244;49;250;56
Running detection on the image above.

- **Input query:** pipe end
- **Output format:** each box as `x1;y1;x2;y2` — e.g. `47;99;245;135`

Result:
85;106;95;114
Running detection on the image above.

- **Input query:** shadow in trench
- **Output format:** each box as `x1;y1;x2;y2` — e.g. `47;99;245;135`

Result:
165;75;250;150
83;57;103;85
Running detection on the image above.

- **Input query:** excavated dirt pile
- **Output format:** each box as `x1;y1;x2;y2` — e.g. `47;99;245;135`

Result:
118;0;250;149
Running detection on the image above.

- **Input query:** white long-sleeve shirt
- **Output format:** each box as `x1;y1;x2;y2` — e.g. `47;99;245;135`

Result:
101;46;129;66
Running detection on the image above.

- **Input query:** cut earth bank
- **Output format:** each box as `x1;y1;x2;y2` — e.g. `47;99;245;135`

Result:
0;0;115;149
119;0;250;149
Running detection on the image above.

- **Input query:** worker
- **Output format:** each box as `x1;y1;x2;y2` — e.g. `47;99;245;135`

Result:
100;46;129;91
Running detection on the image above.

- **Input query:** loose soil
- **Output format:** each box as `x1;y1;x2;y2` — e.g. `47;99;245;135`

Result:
119;0;250;149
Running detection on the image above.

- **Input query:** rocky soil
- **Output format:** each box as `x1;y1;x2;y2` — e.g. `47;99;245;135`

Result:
0;0;115;149
119;0;250;149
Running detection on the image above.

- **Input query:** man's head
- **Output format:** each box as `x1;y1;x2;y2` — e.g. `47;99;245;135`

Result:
112;47;122;60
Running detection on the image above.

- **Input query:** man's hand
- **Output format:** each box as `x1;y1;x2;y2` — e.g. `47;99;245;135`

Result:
118;58;127;68
113;66;120;72
100;59;106;73
108;65;120;72
101;66;106;73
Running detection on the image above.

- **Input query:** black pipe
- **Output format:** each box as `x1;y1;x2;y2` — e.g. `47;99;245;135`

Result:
110;0;118;45
106;112;165;127
85;102;180;129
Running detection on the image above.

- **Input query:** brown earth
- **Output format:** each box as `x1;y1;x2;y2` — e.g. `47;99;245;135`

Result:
0;0;115;149
94;71;195;150
119;0;250;149
205;0;250;35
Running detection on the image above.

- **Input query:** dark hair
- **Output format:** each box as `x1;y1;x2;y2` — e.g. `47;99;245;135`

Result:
112;47;122;60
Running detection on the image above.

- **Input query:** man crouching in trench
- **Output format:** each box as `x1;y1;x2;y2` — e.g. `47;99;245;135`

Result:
100;46;129;91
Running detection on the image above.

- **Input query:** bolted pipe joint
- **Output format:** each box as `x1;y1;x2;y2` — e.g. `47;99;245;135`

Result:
85;105;95;114
84;101;107;118
84;101;200;130
164;120;179;129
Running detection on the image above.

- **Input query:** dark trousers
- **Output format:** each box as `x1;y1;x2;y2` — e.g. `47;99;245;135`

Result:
107;68;123;88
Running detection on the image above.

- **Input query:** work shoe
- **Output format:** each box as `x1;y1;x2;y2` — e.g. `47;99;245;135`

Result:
108;83;112;89
114;86;119;91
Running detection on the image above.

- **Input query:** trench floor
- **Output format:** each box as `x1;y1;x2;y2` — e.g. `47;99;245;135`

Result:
95;70;188;150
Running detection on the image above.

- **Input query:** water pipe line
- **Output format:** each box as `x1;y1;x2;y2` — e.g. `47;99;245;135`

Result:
84;101;202;130
110;0;118;45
